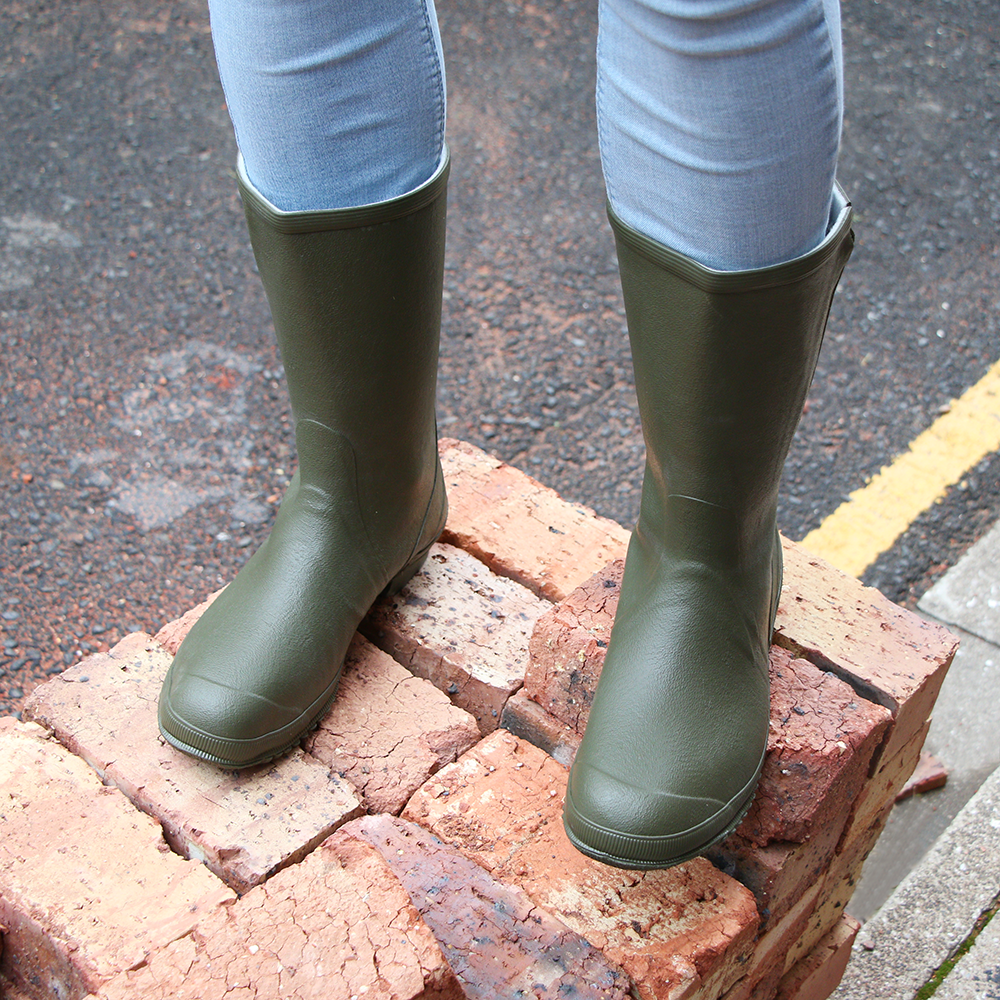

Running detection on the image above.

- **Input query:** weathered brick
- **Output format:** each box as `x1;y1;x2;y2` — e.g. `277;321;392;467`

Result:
24;633;365;894
707;821;843;929
362;542;546;731
775;915;860;1000
438;438;630;602
835;718;930;849
735;647;892;848
500;689;582;766
93;829;466;1000
526;567;892;849
0;718;235;1000
718;880;824;1000
154;588;223;654
347;813;629;1000
780;800;892;977
775;538;958;763
404;730;760;1000
896;749;947;801
303;635;480;814
524;558;623;732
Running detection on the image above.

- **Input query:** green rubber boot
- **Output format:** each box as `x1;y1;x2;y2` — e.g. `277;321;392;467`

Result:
563;188;854;868
158;153;450;768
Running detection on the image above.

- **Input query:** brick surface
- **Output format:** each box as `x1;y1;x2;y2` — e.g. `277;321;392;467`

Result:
896;750;947;801
347;813;629;1000
499;689;582;766
438;438;630;602
707;821;843;930
719;880;825;1000
94;829;465;1000
526;565;892;848
836;718;930;849
735;647;892;848
404;730;760;1000
781;801;892;978
24;633;365;894
524;558;623;732
775;915;860;1000
0;718;235;1000
303;635;480;814
775;538;958;763
362;542;546;732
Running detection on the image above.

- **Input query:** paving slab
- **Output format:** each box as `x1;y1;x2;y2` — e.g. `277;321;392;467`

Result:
850;626;1000;921
919;519;1000;645
832;764;1000;1000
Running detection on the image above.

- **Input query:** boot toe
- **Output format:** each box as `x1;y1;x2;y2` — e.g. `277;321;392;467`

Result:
158;665;335;768
563;755;762;870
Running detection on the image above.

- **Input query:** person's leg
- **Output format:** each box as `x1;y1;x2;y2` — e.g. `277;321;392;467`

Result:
597;0;842;270
159;0;452;767
565;0;853;868
209;0;446;210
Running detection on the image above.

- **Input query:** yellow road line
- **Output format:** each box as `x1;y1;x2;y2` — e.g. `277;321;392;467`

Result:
800;356;1000;577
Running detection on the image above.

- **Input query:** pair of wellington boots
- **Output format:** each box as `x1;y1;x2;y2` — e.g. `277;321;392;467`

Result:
157;150;853;871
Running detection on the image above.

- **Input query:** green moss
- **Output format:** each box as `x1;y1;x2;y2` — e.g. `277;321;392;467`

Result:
914;894;1000;999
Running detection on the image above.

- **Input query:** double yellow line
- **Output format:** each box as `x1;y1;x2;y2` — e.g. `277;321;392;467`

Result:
801;358;1000;577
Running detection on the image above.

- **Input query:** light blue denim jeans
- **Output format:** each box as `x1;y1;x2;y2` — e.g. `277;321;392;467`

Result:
209;0;842;271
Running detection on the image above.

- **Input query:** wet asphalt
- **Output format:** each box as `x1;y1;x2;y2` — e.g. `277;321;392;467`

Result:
1;0;998;716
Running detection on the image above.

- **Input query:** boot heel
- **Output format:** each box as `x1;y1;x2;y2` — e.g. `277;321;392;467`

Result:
383;543;433;598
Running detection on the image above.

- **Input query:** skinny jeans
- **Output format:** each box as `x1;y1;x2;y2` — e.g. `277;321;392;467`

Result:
208;0;843;271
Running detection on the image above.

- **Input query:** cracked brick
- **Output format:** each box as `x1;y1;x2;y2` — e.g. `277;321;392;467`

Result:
23;633;365;894
93;829;465;1000
361;543;546;732
499;690;582;767
0;718;235;1000
303;635;480;814
774;538;958;763
404;730;760;1000
438;438;630;602
734;647;892;848
347;813;629;999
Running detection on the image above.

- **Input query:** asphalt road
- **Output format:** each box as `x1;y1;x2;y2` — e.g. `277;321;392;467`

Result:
1;0;998;716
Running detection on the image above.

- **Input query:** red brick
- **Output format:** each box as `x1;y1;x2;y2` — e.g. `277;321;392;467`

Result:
303;635;480;814
735;647;892;848
154;587;224;654
24;633;365;894
775;537;958;763
836;718;930;848
706;821;843;929
347;813;629;1000
0;718;235;1000
781;801;891;976
896;750;947;801
499;689;582;766
718;880;825;1000
93;829;465;1000
362;542;546;731
438;438;630;602
524;558;623;732
775;915;860;1000
404;730;760;1000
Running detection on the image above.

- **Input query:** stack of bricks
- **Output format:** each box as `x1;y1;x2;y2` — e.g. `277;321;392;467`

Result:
1;439;957;1000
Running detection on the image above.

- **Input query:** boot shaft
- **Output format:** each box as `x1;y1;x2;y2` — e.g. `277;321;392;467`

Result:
238;155;450;512
612;188;854;558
